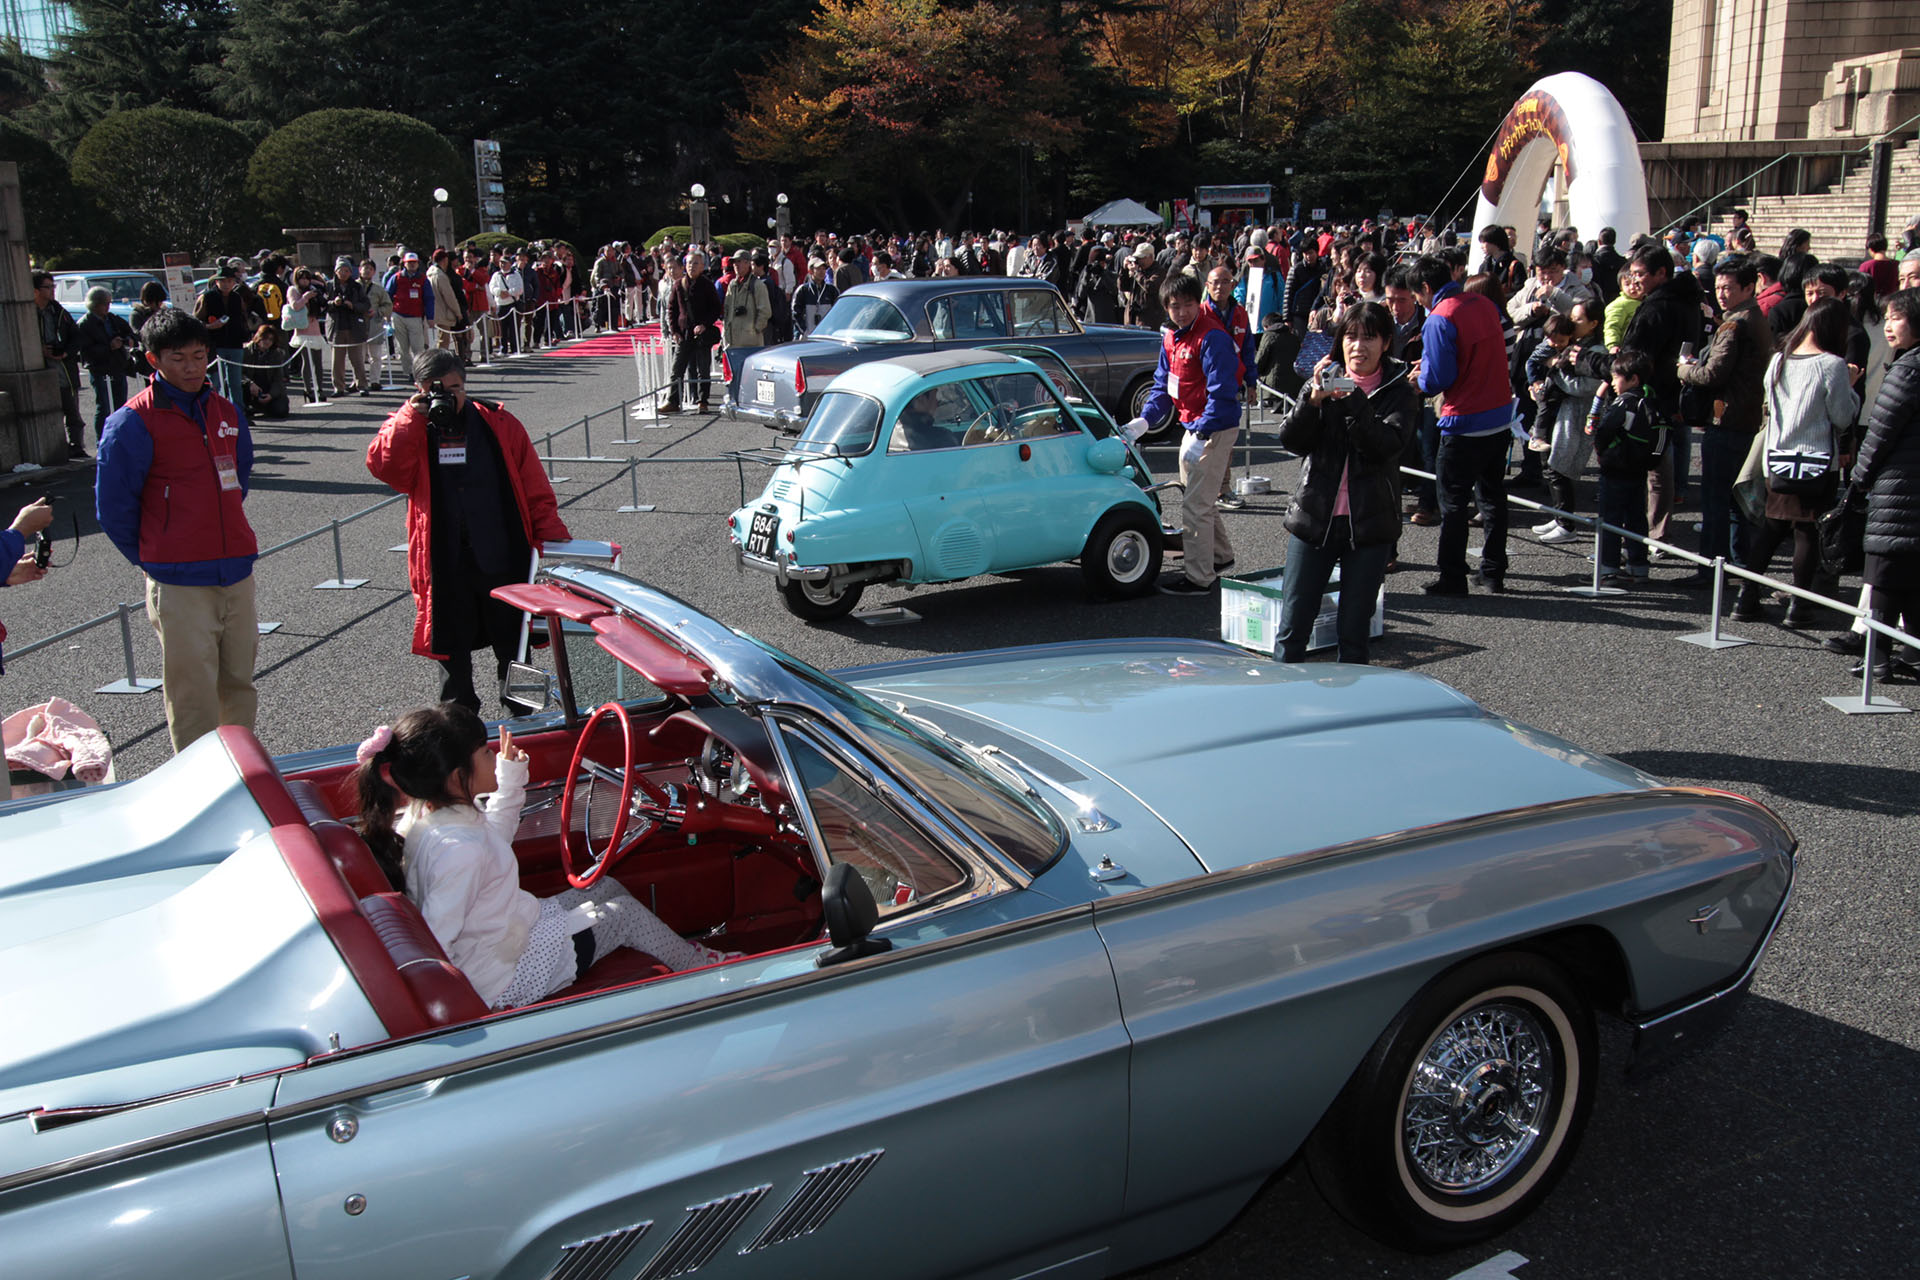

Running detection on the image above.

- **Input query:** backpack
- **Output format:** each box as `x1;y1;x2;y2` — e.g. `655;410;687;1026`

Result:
1598;392;1668;472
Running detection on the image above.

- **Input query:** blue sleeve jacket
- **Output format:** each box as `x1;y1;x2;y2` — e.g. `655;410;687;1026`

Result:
96;384;255;587
1139;324;1241;437
1416;284;1461;398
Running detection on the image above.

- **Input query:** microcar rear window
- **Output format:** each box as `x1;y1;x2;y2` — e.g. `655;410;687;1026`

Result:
812;296;914;343
793;391;883;457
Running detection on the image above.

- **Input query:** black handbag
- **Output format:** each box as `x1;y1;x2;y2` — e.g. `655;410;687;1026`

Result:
1817;482;1866;577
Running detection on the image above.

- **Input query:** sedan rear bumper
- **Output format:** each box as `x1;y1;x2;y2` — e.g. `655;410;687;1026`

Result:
722;399;803;431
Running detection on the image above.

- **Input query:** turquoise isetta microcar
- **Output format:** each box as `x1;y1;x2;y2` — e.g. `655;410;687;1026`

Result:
728;348;1178;620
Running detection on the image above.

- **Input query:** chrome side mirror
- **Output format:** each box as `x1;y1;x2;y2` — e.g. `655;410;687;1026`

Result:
502;662;558;718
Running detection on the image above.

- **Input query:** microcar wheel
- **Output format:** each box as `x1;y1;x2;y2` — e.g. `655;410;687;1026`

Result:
1081;507;1163;600
780;576;864;622
1305;952;1595;1251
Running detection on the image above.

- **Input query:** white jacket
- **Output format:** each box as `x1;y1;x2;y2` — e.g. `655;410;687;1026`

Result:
399;756;536;1007
489;267;523;308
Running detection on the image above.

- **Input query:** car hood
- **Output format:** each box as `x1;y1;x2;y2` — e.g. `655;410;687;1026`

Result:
845;640;1659;874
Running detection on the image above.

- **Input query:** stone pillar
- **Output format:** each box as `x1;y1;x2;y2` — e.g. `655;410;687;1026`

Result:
0;162;68;470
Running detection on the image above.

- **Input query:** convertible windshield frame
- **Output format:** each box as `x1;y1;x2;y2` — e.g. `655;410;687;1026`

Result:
741;637;1068;880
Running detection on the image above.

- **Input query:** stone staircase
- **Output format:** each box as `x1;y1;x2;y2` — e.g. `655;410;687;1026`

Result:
1710;137;1920;261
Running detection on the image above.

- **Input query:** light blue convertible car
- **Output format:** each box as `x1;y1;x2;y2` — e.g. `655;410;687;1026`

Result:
0;565;1793;1278
729;348;1175;620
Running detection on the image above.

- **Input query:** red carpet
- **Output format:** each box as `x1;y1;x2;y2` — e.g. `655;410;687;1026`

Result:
534;325;663;358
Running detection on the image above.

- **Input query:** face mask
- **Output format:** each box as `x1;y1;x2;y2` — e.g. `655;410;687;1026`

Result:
1578;268;1592;283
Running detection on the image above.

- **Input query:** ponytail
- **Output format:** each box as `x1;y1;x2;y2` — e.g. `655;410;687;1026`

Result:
351;703;490;888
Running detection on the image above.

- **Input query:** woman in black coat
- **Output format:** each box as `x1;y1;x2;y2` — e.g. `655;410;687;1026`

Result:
1275;301;1416;664
1849;287;1920;678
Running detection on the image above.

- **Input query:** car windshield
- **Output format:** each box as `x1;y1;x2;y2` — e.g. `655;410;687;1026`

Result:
812;295;914;344
792;391;882;457
100;276;152;303
745;639;1066;876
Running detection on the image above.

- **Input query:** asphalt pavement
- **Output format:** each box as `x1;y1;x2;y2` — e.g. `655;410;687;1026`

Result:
12;335;1917;1280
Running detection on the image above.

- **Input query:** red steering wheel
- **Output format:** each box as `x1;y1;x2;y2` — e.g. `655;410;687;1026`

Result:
557;701;674;889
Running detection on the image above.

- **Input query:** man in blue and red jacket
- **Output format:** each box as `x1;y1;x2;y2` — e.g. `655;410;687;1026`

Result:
385;250;435;393
1412;255;1516;595
96;310;260;754
1123;273;1242;594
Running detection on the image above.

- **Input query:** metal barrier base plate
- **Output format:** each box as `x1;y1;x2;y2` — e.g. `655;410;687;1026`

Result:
1677;631;1751;649
617;504;656;513
95;677;161;695
314;578;370;590
1566;586;1629;597
257;622;282;635
1823;693;1911;715
856;607;920;627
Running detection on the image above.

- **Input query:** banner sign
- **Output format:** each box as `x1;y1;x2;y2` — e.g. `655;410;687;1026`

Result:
1481;90;1575;204
1194;184;1272;206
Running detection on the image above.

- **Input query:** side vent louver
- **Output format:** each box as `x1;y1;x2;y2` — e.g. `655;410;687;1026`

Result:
633;1185;772;1279
538;1220;652;1280
739;1149;885;1254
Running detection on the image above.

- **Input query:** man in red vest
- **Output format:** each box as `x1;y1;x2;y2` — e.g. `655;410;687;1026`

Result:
95;311;260;753
1122;273;1242;594
385;249;435;389
1412;255;1515;595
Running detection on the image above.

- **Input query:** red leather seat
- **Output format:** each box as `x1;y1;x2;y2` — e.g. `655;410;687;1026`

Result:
312;821;393;899
270;823;486;1040
549;947;672;999
285;779;336;825
359;893;490;1027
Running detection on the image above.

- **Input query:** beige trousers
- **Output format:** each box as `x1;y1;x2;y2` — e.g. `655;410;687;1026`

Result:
1178;427;1239;585
146;575;259;754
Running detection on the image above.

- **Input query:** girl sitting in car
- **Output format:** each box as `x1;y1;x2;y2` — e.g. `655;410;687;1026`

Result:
354;703;732;1009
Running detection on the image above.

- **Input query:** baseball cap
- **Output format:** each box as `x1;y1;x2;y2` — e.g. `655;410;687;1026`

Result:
402;250;420;263
214;263;241;280
334;255;355;270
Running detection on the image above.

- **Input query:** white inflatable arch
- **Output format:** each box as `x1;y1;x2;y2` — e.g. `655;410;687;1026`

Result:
1469;72;1648;267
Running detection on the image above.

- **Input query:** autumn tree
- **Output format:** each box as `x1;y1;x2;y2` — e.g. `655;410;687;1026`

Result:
734;0;1082;229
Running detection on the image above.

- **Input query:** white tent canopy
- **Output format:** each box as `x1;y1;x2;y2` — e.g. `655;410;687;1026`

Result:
1084;198;1164;228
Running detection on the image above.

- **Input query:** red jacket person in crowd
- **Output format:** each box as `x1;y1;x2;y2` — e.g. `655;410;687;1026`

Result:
96;310;261;753
367;350;569;711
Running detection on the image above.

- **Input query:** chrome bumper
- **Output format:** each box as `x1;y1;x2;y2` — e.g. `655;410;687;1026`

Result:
736;549;831;582
723;399;802;431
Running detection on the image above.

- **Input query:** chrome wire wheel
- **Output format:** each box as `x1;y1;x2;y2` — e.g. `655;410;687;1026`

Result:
1399;999;1553;1195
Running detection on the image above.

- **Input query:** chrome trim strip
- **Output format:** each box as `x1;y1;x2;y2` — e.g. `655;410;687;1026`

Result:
1632;857;1796;1033
0;904;1096;1195
740;1148;885;1251
541;1219;653;1280
1088;785;1794;920
634;1185;770;1280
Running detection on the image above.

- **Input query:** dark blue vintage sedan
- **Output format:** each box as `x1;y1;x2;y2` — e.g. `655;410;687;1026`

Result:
725;278;1164;430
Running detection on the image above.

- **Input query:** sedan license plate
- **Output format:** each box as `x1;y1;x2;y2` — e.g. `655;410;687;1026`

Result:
755;378;776;405
747;511;779;558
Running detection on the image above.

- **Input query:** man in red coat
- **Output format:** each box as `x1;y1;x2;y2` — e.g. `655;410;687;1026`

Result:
367;350;570;710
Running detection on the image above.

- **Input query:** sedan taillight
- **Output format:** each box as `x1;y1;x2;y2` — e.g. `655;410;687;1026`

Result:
721;350;733;384
794;361;807;395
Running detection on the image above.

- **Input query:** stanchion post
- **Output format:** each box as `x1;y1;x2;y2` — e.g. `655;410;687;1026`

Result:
1564;521;1625;598
1824;584;1909;714
1677;557;1750;648
96;602;162;694
618;456;655;513
315;519;370;589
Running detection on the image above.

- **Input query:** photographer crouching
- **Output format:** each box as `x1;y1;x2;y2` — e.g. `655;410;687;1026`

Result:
366;351;570;712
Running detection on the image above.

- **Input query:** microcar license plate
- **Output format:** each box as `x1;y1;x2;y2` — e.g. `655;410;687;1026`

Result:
747;511;779;558
756;378;776;405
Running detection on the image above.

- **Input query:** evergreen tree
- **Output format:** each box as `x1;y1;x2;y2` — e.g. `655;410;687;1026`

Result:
29;0;230;153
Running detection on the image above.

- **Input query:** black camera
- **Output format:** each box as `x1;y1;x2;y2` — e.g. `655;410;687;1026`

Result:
426;379;460;430
33;533;50;570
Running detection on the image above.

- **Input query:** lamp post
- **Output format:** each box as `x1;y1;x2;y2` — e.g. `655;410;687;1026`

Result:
430;186;454;253
776;192;790;241
689;183;709;248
